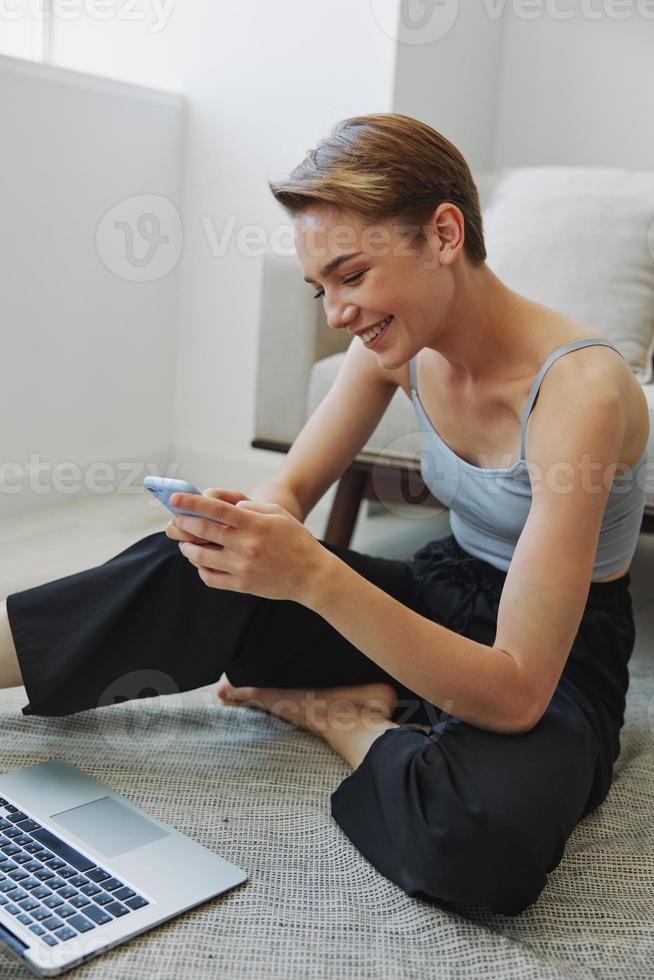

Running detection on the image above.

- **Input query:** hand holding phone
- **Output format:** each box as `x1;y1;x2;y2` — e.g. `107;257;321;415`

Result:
144;477;214;519
144;477;251;544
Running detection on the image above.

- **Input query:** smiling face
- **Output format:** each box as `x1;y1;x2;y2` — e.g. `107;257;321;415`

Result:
295;204;460;370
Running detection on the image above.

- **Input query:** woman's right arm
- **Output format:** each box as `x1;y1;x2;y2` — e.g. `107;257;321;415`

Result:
249;338;399;523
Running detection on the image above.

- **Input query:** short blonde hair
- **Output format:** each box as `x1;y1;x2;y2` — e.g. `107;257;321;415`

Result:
268;113;486;265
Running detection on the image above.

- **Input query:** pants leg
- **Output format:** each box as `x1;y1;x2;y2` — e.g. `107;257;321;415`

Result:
330;537;636;916
5;530;432;722
7;529;635;916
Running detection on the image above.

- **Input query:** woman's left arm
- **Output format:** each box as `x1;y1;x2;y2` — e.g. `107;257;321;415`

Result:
173;378;625;740
298;553;530;735
171;493;528;736
300;379;625;737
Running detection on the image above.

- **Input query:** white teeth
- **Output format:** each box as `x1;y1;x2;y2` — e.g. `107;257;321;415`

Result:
362;316;392;343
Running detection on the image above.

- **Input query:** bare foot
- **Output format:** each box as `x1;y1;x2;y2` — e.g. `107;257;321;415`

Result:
215;678;398;735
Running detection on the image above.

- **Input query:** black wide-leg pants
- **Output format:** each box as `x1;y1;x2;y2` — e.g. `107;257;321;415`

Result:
6;531;635;916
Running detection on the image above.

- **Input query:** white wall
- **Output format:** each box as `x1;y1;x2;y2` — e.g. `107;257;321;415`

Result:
493;8;654;169
48;3;184;93
7;3;653;523
2;4;401;525
393;2;505;172
0;55;184;517
391;4;654;172
167;1;400;495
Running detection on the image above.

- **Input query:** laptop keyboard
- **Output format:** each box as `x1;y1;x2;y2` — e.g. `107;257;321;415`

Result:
0;795;150;949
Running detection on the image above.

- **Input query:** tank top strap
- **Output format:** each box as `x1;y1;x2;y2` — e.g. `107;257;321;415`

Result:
408;355;418;392
519;338;625;460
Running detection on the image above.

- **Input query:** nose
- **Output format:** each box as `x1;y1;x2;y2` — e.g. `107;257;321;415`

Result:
325;301;359;332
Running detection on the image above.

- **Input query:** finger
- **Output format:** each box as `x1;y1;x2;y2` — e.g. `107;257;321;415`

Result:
197;565;240;591
165;521;213;546
173;514;229;546
179;541;233;572
170;492;249;529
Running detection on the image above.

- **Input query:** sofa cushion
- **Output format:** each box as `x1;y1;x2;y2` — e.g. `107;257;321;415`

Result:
483;166;654;383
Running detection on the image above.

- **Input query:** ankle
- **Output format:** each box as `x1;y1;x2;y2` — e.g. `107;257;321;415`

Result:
321;711;399;769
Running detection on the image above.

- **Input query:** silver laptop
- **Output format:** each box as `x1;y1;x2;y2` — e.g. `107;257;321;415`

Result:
0;761;247;977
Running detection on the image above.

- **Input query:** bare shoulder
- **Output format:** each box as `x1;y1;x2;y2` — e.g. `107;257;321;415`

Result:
529;306;650;464
534;308;637;397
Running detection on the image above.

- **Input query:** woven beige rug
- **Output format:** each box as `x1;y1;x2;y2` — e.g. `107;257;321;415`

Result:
0;648;652;980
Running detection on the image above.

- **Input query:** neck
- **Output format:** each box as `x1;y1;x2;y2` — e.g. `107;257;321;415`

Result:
425;263;529;386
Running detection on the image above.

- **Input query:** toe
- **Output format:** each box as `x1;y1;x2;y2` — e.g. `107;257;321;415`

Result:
221;684;260;706
217;681;254;704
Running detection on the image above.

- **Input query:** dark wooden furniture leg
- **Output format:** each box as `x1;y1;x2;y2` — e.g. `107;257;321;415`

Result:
252;438;654;547
323;467;367;548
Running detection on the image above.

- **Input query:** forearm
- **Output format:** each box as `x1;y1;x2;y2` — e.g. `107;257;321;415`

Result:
303;553;532;736
248;480;305;523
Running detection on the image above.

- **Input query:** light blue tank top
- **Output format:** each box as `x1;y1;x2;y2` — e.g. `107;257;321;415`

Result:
409;338;648;578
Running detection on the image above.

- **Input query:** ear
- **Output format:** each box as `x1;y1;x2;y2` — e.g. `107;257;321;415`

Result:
429;202;465;266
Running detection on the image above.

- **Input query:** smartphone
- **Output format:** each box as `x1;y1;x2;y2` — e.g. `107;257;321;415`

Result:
143;477;224;523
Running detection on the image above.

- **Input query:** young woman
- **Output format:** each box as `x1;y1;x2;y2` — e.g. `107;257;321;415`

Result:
1;114;649;917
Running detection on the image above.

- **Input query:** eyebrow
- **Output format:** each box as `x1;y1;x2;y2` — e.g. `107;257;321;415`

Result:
303;251;364;284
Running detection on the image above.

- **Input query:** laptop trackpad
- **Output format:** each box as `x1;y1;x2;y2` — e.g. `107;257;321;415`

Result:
51;796;169;858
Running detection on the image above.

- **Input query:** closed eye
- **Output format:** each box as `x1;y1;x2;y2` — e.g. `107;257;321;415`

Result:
313;270;367;300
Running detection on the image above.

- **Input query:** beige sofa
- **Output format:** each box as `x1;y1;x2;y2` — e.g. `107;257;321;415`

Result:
253;170;654;545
